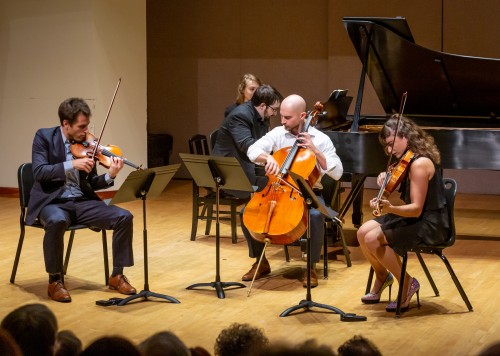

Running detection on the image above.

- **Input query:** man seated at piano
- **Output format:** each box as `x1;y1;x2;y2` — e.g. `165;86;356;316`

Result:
357;115;449;312
242;94;343;288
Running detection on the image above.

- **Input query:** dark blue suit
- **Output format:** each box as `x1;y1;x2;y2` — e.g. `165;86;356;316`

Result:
28;127;134;273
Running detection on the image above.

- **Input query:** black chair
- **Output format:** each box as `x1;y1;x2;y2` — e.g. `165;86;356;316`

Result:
10;163;109;286
283;175;351;278
188;134;250;244
365;178;473;316
147;133;173;168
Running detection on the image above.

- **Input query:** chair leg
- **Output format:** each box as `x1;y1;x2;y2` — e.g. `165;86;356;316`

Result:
102;230;109;285
337;222;352;267
284;245;290;262
205;204;214;235
396;253;409;317
323;225;328;279
10;225;26;283
231;202;238;244
366;266;374;294
416;252;439;296
438;251;474;311
63;231;76;275
200;205;208;220
191;184;199;241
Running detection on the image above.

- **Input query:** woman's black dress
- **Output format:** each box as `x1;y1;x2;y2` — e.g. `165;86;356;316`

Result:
375;158;450;256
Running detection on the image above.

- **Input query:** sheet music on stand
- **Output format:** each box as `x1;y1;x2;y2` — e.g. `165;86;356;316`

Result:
110;165;178;205
180;153;256;191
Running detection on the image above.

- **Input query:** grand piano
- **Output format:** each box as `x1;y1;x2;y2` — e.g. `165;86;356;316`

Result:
324;17;500;224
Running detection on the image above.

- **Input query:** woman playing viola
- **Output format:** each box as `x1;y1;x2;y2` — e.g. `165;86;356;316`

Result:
357;115;449;312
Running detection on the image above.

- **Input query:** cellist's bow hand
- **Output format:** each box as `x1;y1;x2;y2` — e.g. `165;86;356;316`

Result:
108;156;124;179
264;155;280;176
377;172;387;187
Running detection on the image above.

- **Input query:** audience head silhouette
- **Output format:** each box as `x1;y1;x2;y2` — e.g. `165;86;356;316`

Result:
1;303;58;356
55;330;82;356
337;335;382;356
214;323;269;356
253;339;336;356
478;341;500;356
0;328;22;356
139;330;190;356
81;336;140;356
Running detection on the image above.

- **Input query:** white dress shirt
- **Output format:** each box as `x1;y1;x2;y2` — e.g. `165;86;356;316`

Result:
247;126;343;186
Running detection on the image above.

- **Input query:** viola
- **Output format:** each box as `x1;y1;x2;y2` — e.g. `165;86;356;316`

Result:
372;91;409;216
242;102;323;245
372;149;415;216
70;132;141;170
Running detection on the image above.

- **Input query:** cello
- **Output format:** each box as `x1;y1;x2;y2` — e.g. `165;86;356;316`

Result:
243;102;324;246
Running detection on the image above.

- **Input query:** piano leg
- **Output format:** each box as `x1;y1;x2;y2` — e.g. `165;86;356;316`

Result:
351;174;364;228
338;174;367;227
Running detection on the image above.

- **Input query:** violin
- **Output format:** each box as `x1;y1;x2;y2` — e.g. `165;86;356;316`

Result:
372;149;414;216
70;132;141;170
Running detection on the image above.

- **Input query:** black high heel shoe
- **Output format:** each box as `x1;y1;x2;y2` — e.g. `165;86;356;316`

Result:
386;277;420;312
361;273;394;304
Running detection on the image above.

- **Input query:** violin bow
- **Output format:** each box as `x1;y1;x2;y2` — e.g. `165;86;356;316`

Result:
90;78;122;161
385;91;408;167
373;91;408;216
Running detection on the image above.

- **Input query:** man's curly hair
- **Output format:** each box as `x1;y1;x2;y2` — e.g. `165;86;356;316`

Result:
214;323;269;356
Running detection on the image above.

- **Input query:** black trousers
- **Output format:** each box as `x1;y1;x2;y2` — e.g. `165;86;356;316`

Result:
38;199;134;274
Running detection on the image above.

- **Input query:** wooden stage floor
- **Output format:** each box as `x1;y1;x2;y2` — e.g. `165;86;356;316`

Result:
0;179;498;355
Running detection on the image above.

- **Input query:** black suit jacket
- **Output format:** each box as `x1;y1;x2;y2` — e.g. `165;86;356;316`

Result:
212;101;269;188
26;126;113;225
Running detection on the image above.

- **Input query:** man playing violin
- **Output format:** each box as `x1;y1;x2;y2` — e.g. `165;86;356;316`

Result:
27;97;136;302
357;115;449;312
242;94;343;287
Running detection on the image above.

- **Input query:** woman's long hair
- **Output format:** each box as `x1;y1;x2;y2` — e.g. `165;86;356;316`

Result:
235;73;261;104
379;114;441;165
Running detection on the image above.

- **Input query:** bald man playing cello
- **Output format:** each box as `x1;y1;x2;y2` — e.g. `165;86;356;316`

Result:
241;94;343;288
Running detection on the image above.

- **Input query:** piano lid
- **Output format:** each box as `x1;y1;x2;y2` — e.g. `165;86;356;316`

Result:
343;17;500;123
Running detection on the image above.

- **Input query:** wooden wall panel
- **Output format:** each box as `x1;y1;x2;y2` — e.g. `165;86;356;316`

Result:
147;0;500;192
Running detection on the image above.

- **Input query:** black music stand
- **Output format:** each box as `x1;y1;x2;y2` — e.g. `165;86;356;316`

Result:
279;171;366;321
180;153;254;299
105;164;181;306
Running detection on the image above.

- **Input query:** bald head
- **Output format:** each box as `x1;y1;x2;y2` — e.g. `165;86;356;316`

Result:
279;94;307;134
280;94;306;114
